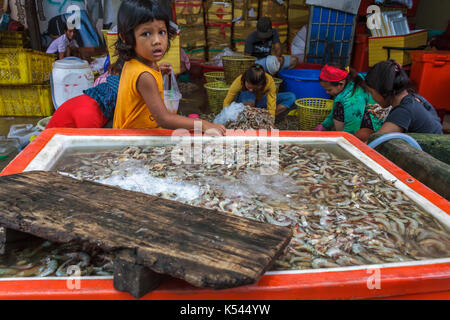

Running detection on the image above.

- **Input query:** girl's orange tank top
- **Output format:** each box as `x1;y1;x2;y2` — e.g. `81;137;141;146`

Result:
113;59;164;129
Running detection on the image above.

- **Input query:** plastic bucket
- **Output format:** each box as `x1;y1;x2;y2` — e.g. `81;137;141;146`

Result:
200;63;224;74
278;69;330;100
164;90;182;114
51;57;94;110
37;116;52;131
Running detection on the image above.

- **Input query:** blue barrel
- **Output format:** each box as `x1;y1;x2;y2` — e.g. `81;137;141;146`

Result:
278;69;330;100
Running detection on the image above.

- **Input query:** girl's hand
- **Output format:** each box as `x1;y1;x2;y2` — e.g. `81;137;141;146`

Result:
201;120;226;136
159;62;172;76
314;124;327;131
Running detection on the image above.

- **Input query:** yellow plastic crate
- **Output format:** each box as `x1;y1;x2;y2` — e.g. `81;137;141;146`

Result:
0;84;54;116
0;49;55;85
180;25;206;48
233;0;259;21
0;30;28;47
368;30;428;67
175;0;204;25
233;20;258;41
159;35;181;75
184;46;205;60
206;0;233;23
273;22;288;44
260;0;288;21
233;40;246;54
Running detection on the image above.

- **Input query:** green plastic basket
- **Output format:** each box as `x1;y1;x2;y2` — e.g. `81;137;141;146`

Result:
204;81;230;114
222;55;256;84
295;98;334;130
274;77;282;92
204;71;225;83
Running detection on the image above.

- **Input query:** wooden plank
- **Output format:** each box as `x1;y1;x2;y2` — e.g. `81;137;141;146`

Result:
0;224;35;254
113;249;164;299
0;225;4;255
407;133;450;166
369;133;450;165
0;171;292;290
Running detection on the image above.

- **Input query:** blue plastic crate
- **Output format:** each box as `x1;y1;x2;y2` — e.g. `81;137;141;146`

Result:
305;6;357;66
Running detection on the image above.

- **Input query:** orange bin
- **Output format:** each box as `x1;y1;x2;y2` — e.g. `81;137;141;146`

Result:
352;34;369;73
410;50;450;111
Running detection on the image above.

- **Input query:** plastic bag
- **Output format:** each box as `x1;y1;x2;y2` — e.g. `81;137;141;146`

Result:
0;13;10;31
163;70;182;114
7;124;41;150
211;48;241;67
0;137;20;159
213;102;246;124
291;26;307;62
90;56;108;74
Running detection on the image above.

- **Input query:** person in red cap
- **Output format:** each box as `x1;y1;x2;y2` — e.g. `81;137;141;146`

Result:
314;63;384;136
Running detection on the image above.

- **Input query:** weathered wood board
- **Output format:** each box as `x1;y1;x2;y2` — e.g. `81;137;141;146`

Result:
368;133;450;200
0;224;34;254
0;171;292;292
370;133;450;165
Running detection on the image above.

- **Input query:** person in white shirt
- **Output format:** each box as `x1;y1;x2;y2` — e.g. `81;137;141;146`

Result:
46;24;79;60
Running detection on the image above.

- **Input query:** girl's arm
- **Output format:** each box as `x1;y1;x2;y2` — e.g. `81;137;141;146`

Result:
137;72;225;134
266;78;277;117
321;104;335;129
223;77;242;108
376;121;404;134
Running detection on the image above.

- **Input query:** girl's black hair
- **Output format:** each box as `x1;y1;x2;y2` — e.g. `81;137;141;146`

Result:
109;57;125;75
320;62;365;95
365;59;411;99
241;64;267;91
115;0;176;61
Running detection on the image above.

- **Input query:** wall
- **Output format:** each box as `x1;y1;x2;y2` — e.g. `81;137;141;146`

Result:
413;0;450;31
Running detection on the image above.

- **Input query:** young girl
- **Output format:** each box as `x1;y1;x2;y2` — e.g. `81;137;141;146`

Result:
113;0;225;135
46;58;124;129
360;60;443;139
222;64;296;117
314;63;384;135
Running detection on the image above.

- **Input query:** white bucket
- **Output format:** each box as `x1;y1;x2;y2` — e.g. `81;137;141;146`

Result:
164;90;182;114
51;57;94;109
